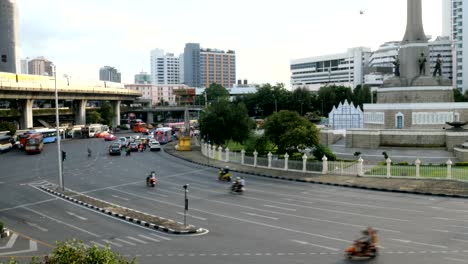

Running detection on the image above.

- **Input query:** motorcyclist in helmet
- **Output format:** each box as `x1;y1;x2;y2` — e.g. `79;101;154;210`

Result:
232;177;242;192
222;166;230;175
147;171;156;185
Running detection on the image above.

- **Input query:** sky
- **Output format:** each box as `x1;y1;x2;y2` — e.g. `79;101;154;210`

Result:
17;0;444;88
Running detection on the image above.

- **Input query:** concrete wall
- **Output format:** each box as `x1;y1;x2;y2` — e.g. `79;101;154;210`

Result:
446;132;468;149
320;130;344;146
346;130;380;148
454;147;468;161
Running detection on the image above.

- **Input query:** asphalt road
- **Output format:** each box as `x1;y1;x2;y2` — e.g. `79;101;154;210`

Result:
1;134;468;264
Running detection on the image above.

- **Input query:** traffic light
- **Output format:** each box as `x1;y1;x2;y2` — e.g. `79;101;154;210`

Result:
183;184;189;190
1;55;6;63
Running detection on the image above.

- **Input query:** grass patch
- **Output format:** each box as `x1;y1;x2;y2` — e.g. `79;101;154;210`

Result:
365;165;468;180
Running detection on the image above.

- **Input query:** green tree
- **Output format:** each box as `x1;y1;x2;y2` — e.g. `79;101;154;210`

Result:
87;111;103;124
199;100;254;145
0;122;16;136
264;110;319;154
204;83;229;104
99;102;116;126
353;84;372;108
317;85;354;115
312;144;337;161
454;89;466;102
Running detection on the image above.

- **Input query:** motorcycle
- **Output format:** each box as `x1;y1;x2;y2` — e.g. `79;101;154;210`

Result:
146;177;156;187
218;169;231;182
345;241;378;259
230;182;244;194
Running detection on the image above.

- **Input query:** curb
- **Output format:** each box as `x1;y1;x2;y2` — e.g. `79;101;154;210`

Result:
165;150;468;199
39;186;205;235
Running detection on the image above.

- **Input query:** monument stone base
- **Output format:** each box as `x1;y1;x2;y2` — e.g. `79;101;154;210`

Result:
377;86;454;103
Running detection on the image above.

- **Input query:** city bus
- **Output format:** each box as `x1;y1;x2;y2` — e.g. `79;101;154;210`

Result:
25;133;44;154
32;128;58;143
154;127;172;144
132;122;148;133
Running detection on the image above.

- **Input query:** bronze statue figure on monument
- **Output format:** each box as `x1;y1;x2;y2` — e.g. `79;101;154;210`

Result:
393;56;400;77
418;53;427;76
433;54;442;77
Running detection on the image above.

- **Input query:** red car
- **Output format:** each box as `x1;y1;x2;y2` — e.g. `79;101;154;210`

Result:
104;134;117;141
96;131;110;138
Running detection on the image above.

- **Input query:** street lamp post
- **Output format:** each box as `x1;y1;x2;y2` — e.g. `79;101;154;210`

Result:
183;184;189;226
53;64;64;191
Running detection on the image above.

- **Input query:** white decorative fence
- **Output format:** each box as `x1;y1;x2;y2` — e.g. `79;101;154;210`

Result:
200;142;468;182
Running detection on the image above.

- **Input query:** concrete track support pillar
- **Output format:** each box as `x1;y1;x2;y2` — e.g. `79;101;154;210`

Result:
19;99;34;129
111;100;121;127
74;99;87;125
147;112;154;125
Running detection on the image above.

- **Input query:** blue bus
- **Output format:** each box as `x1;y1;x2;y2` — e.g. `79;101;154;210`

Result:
31;128;59;143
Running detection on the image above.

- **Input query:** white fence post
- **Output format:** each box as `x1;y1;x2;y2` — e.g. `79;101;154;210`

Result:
322;155;328;174
447;159;453;179
357;157;363;176
218;146;223;161
415;159;421;178
386;158;392;178
207;144;211;158
302;154;308;172
284;153;289;171
225;147;230;162
253;151;258;167
211;145;216;159
241;149;245;165
267;152;272;168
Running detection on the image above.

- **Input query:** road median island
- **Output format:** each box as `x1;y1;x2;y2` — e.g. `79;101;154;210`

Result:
165;143;468;198
39;184;204;235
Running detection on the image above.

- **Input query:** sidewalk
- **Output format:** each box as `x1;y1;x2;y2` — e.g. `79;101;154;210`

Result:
165;142;468;198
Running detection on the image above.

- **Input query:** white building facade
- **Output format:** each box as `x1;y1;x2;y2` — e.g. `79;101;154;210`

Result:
150;49;180;85
290;47;371;91
453;0;468;92
125;84;190;106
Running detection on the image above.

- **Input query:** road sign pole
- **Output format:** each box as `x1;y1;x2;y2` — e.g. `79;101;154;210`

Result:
183;184;189;226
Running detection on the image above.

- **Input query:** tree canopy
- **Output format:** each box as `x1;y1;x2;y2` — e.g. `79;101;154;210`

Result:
264;110;319;154
199;99;254;145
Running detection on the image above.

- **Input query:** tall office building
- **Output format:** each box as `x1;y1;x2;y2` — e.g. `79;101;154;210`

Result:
442;0;452;38
183;43;237;88
134;71;151;84
453;0;467;92
150;49;180;85
200;48;236;88
99;66;121;83
183;43;201;87
290;47;372;91
0;0;20;73
20;57;29;74
28;57;53;76
179;54;185;84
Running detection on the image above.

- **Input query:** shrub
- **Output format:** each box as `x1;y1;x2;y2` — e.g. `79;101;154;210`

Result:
0;122;16;136
312;144;336;161
0;221;3;233
243;134;271;156
396;162;409;166
455;162;468;166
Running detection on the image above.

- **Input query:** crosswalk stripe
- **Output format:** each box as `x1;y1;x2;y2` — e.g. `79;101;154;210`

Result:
102;239;122;247
90;241;106;248
138;234;160;242
115;238;137;246
148;232;172;241
0;234;18;249
126;236;147;244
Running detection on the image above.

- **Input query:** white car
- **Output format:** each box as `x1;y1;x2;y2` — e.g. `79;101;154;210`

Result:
149;140;161;151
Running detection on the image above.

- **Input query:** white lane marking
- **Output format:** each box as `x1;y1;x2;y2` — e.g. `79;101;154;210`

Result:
126;236;147;244
66;211;88;221
451;238;468;243
161;181;409;222
0;198;58;213
115;238;137;246
102;239;122;247
138;234;160;242
111;195;130;201
263;205;297;211
390;238;447;249
445;257;468;263
91;241;106;248
23;207;99;237
432;229;468;235
189;183;209;188
450;225;468;229
146;191;169;198
432;207;468;213
148;232;172;241
26;222;48;232
0;234;18;249
290;239;339;251
111;189;348;243
283;197;424;213
157;187;400;233
0;240;37;256
433;217;468;223
177;212;207;221
242;212;278;220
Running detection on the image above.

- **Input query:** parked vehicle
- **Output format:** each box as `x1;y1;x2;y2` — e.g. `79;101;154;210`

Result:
0;135;13;153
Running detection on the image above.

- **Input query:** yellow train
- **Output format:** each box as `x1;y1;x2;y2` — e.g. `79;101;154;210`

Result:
0;72;52;83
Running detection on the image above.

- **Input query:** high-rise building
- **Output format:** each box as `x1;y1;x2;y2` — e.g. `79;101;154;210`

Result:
134;71;151;84
442;0;452;38
429;36;453;81
183;43;237;88
28;57;53;76
20;57;29;74
290;47;372;91
453;0;467;92
99;66;121;83
183;43;201;87
150;49;180;85
179;53;185;84
200;48;236;88
0;0;20;73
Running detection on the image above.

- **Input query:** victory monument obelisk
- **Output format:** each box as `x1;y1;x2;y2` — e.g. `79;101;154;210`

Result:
346;0;468;158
